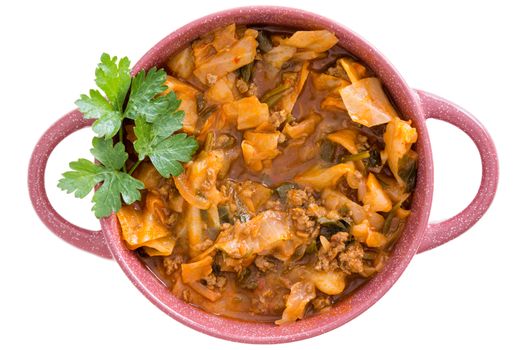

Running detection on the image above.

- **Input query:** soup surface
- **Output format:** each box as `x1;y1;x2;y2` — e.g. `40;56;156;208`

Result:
116;24;418;324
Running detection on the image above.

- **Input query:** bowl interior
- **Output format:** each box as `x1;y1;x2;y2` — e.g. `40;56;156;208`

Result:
101;6;434;344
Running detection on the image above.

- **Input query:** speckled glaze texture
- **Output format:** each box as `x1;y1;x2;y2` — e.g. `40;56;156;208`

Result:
28;6;499;344
416;90;498;252
28;110;112;259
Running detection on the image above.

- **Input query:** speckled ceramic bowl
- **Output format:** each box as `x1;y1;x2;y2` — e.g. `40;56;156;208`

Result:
28;6;498;343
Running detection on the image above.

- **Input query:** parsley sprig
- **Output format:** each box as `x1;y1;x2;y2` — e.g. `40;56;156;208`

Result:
58;53;199;218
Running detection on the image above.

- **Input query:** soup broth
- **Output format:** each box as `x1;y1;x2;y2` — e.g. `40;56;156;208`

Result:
117;24;418;324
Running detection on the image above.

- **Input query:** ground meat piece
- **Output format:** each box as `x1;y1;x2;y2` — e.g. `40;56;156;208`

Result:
157;177;177;199
236;79;249;93
357;134;368;144
306;203;327;217
203;273;227;290
332;231;349;244
325;210;341;220
263;199;283;211
269;109;287;128
165;211;178;226
253;289;285;315
247;82;257;96
287;189;309;207
291;208;316;234
315;231;349;271
220;222;232;230
163;254;184;275
254;255;275;272
182;288;192;303
218;254;244;273
206;73;218;85
194;239;213;252
326;65;347;79
312;295;332;311
216;134;236;149
339;242;365;275
238;266;260;290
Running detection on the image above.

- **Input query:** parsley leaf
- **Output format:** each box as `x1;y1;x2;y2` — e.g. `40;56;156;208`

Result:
90;137;128;169
57;159;104;199
61;54;199;219
95;53;131;111
76;89;122;138
134;115;197;177
58;138;144;218
75;54;131;139
125;68;169;121
149;133;198;177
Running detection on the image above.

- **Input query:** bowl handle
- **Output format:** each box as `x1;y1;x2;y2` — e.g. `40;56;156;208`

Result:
28;110;112;259
416;90;498;253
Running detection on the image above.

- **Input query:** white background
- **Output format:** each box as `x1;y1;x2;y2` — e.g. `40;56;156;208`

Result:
1;0;523;349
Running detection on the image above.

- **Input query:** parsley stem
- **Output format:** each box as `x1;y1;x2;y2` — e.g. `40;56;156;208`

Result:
128;160;142;175
119;127;123;144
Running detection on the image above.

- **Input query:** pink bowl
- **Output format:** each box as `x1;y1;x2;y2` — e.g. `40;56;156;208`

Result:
28;6;498;343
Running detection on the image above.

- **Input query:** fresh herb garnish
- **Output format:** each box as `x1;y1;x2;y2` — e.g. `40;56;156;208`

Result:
59;53;198;218
75;54;131;138
133;116;197;178
398;152;418;193
58;138;144;218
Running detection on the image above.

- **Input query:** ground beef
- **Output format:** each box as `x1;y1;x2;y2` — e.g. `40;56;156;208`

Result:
315;231;349;271
181;288;192;303
326;65;347;79
306;203;327;217
254;289;285;315
194;239;214;252
254;255;275;272
311;295;332;311
165;211;178;226
247;82;257;96
206;73;218;85
290;207;316;234
287;189;309;207
156;178;173;197
269;109;287;128
263;199;283;211
238;266;260;290
338;241;365;274
163;254;185;275
218;254;244;273
236;78;249;93
203;273;227;290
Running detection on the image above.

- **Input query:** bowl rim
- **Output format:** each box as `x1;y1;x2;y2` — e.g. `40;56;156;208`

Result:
100;5;434;344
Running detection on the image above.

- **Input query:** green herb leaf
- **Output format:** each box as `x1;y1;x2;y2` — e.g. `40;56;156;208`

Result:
341;151;370;162
149;134;198;177
275;182;298;201
320;139;336;163
133;116;198;177
365;146;382;168
398;151;418;193
75;54;131;138
58;137;144;218
90;137;127;170
256;31;273;53
240;61;254;83
125;68;169;120
61;53;197;219
57;159;104;199
76;90;122;138
95;53;131;111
